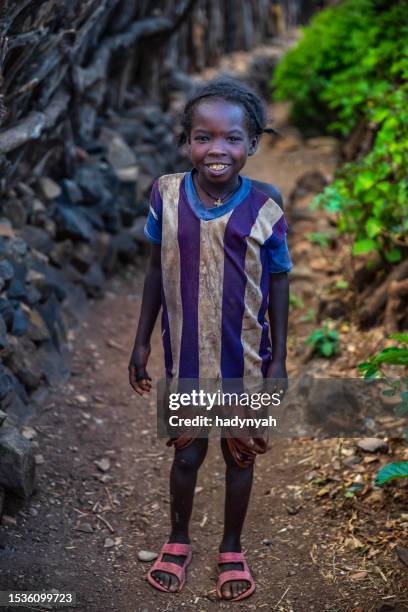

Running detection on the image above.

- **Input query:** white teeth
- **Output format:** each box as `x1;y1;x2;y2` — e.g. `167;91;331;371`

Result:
209;164;227;170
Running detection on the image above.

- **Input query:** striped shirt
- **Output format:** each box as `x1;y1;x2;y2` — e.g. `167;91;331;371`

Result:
144;171;292;380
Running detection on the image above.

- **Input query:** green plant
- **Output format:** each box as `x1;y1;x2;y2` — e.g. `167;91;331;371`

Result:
306;231;332;248
273;0;408;261
305;324;339;357
300;308;316;323
358;333;408;485
289;292;304;309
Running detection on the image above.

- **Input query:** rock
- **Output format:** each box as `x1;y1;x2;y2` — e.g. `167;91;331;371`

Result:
75;522;94;533
21;426;36;440
0;315;8;349
94;457;110;472
70;244;94;274
137;550;158;562
0;425;36;498
34;454;44;465
0;223;15;238
0;365;15;401
0;298;15;331
21;226;54;255
274;133;302;152
82;262;105;297
100;127;137;173
2;199;28;228
61;179;83;204
115;166;140;183
7;278;28;302
38;177;61;200
54;205;95;242
129;217;149;244
306;136;339;155
11;305;28;336
0;259;15;283
35;341;70;387
25;307;50;343
74;165;109;205
1;389;34;428
112;230;139;263
357;438;388;453
290;171;329;205
5;336;44;391
104;538;115;548
0;485;5;519
6;236;28;258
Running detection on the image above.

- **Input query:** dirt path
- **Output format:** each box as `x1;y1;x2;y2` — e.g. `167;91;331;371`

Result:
2;58;407;612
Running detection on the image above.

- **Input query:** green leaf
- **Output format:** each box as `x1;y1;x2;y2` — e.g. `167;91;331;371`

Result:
321;341;334;357
384;248;402;263
335;279;349;289
394;402;408;417
382;388;396;397
352;239;378;256
388;333;408;344
365;217;383;238
375;461;408;486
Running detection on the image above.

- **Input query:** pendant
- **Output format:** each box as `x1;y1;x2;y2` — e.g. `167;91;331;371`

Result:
214;197;222;206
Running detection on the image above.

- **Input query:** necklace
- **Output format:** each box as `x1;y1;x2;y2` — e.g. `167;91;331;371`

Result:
195;174;242;207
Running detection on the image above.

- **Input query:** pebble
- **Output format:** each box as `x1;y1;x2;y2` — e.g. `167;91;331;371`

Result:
137;550;158;562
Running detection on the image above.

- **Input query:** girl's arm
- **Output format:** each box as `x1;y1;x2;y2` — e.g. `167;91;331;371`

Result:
128;243;162;396
267;271;289;381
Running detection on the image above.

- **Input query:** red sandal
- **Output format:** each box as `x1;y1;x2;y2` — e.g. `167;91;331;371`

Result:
216;551;256;601
146;542;192;593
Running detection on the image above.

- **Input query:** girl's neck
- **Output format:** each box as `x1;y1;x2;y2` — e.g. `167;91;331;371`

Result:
193;169;241;208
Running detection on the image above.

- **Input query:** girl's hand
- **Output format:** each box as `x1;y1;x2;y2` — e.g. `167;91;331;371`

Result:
128;344;152;396
265;359;288;398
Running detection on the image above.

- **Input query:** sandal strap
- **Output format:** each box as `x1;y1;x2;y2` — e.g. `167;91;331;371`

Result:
218;551;246;564
217;569;252;587
161;542;191;556
149;560;185;582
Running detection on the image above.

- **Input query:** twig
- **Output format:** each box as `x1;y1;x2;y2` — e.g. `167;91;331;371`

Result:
274;586;290;609
96;514;114;533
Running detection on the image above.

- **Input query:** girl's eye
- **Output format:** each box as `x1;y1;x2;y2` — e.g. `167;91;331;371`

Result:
195;136;209;142
228;136;240;142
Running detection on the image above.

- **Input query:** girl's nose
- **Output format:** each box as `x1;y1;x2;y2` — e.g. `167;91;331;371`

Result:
208;139;228;155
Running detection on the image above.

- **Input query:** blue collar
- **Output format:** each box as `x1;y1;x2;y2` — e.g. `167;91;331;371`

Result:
184;169;252;220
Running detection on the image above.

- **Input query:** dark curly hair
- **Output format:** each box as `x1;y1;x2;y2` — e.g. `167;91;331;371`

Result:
178;78;278;146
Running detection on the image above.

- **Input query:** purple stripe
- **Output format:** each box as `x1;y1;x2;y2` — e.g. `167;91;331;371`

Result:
221;188;269;378
151;179;163;216
178;181;200;378
258;246;271;377
161;283;173;377
271;215;287;241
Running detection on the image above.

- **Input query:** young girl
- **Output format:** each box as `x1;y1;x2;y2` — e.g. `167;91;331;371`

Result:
128;78;292;602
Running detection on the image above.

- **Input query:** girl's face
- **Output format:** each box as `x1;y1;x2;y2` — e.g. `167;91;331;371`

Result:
187;99;258;186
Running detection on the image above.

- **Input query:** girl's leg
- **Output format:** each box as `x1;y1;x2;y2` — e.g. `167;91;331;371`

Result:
152;437;208;591
219;437;254;600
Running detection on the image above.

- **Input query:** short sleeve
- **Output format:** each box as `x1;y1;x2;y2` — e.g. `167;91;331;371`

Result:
144;179;162;244
264;215;292;273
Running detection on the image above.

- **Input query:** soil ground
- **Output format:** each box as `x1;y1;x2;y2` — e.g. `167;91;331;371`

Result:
1;43;407;612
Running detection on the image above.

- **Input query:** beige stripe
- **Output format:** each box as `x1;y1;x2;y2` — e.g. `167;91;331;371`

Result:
198;212;235;379
241;198;284;379
159;173;186;378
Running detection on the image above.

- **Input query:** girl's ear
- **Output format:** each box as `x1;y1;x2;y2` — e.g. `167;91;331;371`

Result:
248;135;259;156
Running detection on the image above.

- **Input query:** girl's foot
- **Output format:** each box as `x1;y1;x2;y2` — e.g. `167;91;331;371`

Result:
217;546;255;601
147;539;192;593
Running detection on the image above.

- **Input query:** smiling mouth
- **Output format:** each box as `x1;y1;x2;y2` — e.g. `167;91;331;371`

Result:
206;163;230;170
